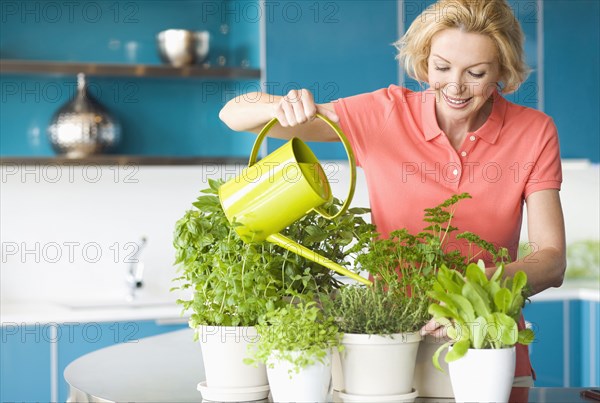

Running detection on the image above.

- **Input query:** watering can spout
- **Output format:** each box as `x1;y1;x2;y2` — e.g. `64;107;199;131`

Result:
218;114;371;286
266;233;369;285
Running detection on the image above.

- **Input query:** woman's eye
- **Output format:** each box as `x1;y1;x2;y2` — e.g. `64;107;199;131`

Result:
469;71;485;78
435;66;449;72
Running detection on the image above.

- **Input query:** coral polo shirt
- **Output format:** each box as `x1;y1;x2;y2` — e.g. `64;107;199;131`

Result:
334;85;562;378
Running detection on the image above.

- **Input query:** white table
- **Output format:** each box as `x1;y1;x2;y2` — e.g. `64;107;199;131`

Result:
64;328;592;403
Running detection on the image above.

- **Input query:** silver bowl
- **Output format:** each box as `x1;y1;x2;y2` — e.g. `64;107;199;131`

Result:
157;29;210;67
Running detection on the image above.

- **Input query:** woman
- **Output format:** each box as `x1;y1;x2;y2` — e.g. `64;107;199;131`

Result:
219;0;566;386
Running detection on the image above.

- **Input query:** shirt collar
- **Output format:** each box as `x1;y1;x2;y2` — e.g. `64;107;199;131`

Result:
420;89;507;144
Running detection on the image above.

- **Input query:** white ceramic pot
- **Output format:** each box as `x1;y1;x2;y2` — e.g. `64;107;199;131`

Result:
331;347;344;391
198;326;269;396
340;332;422;396
413;335;453;398
266;349;332;403
448;346;516;403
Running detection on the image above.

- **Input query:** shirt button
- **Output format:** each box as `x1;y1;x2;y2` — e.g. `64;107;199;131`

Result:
452;169;459;176
461;151;467;157
469;135;476;141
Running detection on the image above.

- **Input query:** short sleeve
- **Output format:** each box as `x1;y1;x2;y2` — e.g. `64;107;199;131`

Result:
524;118;562;198
333;87;397;167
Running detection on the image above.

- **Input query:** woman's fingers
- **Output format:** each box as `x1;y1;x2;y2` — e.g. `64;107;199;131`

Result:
317;104;339;123
274;89;321;127
420;317;449;340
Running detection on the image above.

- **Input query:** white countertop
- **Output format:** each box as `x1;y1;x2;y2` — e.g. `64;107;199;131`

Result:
63;328;591;403
1;281;597;326
530;280;600;302
0;299;187;325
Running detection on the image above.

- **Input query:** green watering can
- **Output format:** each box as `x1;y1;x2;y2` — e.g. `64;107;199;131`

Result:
218;114;371;286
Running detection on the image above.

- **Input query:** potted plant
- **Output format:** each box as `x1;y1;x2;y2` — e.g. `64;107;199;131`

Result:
172;178;372;401
428;262;535;403
246;300;342;403
329;193;512;400
328;194;484;400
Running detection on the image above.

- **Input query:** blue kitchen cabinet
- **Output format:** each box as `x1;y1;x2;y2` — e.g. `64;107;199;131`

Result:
0;324;53;402
524;300;568;386
0;320;186;402
525;298;599;387
57;320;187;402
580;300;600;387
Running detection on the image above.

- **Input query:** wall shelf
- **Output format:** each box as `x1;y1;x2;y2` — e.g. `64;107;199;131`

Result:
0;156;248;166
0;59;261;80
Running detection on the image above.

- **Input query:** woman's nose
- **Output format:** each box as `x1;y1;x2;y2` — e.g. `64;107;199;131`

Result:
446;72;466;95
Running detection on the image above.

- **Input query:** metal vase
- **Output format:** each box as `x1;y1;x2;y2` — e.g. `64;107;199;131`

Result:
48;73;121;158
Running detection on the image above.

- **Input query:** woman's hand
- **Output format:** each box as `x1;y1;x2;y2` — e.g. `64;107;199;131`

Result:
420;317;449;340
220;89;340;141
272;89;339;127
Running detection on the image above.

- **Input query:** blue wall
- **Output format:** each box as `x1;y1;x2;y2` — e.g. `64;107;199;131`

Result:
1;0;598;161
265;0;399;159
0;0;259;157
544;0;600;162
266;0;599;162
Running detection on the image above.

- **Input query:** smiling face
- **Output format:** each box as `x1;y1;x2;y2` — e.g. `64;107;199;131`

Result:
428;29;502;128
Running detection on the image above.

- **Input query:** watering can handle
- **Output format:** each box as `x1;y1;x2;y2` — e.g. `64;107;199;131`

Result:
248;113;357;219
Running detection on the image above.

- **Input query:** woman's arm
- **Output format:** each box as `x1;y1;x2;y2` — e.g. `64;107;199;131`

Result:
495;189;567;296
219;89;341;141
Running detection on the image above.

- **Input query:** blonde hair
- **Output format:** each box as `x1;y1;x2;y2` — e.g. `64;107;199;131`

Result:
396;0;530;93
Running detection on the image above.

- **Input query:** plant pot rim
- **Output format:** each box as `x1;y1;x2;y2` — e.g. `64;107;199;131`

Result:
462;346;516;351
268;348;333;365
270;348;333;354
342;332;422;344
197;325;260;341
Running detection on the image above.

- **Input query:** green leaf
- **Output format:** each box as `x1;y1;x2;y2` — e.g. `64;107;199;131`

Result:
348;207;371;214
447;323;469;342
494;288;512;313
511;271;528;296
462;282;491;317
304;225;329;243
508;294;525;319
436;266;464;294
208;178;221;192
432;341;452;372
447;293;476;322
518;328;535;345
427;291;459;314
192;195;220;210
484;280;501;300
445;339;470;363
472;316;488;349
465;262;488;286
428;303;461;322
489;264;504;283
490;312;518;346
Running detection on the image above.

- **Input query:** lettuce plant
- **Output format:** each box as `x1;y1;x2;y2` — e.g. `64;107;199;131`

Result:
428;262;535;371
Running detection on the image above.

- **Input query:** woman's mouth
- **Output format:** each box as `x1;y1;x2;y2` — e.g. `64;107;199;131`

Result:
442;92;473;109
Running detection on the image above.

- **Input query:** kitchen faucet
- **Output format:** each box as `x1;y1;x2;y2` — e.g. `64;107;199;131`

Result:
126;237;147;301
